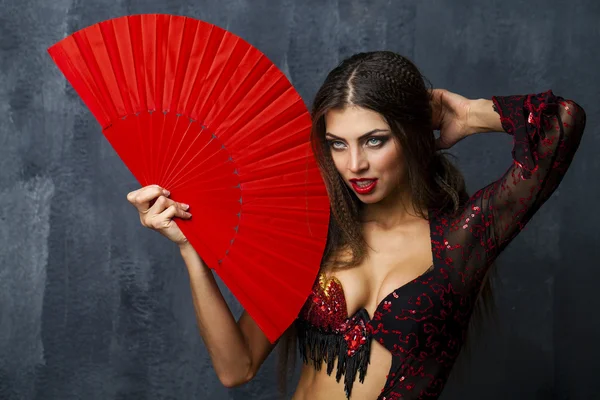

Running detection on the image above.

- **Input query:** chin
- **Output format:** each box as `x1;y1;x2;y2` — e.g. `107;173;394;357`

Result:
353;190;387;204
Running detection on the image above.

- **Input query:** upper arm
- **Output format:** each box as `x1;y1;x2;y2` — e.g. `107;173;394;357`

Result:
238;310;277;378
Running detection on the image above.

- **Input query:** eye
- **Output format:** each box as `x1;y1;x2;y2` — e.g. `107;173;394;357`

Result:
366;137;386;147
328;140;346;150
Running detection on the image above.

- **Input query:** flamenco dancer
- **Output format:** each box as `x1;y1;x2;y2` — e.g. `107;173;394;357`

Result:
126;51;585;399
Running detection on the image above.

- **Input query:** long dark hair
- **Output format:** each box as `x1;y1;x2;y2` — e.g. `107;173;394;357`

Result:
277;51;494;395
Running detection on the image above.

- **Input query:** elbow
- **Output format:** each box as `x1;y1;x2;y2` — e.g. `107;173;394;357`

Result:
217;363;256;388
561;99;587;135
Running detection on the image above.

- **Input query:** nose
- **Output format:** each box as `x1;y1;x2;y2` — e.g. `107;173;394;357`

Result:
348;146;368;173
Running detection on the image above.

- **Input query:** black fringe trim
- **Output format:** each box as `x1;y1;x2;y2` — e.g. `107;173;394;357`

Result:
296;309;371;399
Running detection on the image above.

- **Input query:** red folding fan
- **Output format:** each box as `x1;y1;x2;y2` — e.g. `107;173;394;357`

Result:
47;14;330;343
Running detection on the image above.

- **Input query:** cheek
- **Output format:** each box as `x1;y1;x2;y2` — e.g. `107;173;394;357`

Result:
374;146;404;177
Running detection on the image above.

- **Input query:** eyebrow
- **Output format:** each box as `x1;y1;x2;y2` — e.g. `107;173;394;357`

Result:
325;129;390;141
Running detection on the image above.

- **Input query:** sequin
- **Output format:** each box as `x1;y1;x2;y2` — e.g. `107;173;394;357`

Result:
528;112;534;124
342;318;368;356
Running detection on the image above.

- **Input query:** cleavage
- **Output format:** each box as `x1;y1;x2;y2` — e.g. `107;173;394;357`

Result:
323;262;434;322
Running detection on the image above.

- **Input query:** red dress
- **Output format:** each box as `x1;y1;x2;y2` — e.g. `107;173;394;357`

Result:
295;91;587;399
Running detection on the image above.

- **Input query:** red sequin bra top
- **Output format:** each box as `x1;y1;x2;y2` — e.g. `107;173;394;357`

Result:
295;91;586;400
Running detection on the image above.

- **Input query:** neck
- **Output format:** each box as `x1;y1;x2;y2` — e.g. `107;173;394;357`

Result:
361;184;423;229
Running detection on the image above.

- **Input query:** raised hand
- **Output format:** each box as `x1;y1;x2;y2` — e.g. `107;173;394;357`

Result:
126;184;192;245
430;89;473;149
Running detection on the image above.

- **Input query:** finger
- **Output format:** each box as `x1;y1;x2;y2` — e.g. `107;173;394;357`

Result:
147;205;177;230
127;185;171;213
146;195;175;216
146;196;190;219
149;205;191;230
160;203;192;221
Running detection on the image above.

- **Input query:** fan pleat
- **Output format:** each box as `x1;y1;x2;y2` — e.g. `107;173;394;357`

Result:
169;18;196;114
128;16;148;112
73;27;117;120
103;117;142;182
238;149;315;179
99;21;133;115
215;259;277;336
194;33;240;118
158;114;188;184
222;236;316;335
225;233;312;296
204;51;268;128
140;15;156;111
187;25;225;120
199;37;249;122
163;15;181;112
158;118;203;186
132;113;150;185
111;17;140;111
179;22;215;115
232;108;309;163
166;137;232;191
156;14;169;112
48;14;330;343
75;32;118;122
218;71;289;142
240;216;328;247
243;185;327;199
157;112;179;184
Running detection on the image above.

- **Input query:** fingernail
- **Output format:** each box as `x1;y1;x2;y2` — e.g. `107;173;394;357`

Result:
163;189;170;196
182;203;190;210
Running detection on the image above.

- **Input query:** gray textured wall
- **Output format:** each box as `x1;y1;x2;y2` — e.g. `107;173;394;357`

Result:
1;0;599;399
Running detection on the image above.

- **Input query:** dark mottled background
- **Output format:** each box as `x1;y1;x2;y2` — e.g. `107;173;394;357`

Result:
1;0;598;399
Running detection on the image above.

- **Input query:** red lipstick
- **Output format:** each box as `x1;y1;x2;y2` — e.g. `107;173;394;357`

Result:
349;178;378;195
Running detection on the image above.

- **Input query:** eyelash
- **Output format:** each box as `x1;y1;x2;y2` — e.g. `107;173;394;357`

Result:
328;136;387;150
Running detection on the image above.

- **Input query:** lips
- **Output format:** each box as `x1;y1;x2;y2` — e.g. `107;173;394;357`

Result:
349;178;378;195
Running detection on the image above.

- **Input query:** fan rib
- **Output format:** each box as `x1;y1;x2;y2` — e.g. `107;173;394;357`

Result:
113;17;141;111
215;265;278;342
131;114;150;185
232;233;316;276
171;18;197;114
239;218;327;248
163;131;225;191
178;22;211;115
73;31;118;122
203;51;267;128
186;25;224;121
222;241;308;308
128;15;148;111
100;20;133;116
193;33;240;120
159;117;201;188
159;114;188;185
49;42;109;126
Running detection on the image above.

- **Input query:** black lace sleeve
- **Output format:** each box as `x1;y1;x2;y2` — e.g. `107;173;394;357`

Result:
432;90;586;293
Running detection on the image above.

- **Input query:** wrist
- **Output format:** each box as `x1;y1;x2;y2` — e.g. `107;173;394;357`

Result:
178;241;194;254
179;242;210;271
467;98;503;134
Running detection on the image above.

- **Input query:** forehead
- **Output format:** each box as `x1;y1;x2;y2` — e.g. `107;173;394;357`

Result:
324;106;389;138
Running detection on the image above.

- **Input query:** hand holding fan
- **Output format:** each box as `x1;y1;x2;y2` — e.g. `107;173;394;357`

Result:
47;14;330;343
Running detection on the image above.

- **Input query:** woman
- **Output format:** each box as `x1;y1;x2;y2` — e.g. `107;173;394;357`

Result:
126;51;586;399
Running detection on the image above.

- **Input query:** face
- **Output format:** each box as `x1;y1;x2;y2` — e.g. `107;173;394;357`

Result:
324;106;406;204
